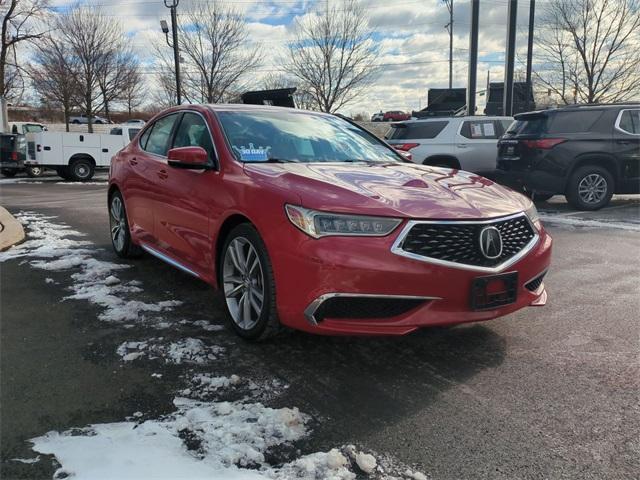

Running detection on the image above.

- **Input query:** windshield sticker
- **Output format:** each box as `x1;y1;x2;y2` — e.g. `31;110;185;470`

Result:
234;144;271;162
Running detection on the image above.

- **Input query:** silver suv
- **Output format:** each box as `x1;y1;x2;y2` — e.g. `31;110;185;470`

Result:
386;116;513;175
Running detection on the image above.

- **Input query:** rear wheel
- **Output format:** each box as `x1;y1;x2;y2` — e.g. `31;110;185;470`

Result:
26;165;43;178
566;165;613;210
1;168;17;178
221;224;280;341
109;191;142;258
69;158;95;181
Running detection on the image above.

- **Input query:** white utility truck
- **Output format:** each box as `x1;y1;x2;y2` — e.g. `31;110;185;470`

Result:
25;125;142;181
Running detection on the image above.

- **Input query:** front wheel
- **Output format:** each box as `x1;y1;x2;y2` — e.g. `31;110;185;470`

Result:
221;224;280;341
26;166;43;178
109;191;142;258
566;165;614;211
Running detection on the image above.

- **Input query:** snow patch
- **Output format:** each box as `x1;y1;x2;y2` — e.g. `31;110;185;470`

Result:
193;319;226;332
540;214;640;231
117;338;225;364
0;212;182;324
31;397;308;480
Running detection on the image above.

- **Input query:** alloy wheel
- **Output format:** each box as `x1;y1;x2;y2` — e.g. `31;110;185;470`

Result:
578;173;607;205
109;196;126;252
223;237;265;330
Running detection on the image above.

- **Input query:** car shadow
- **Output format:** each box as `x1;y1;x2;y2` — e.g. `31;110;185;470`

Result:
231;322;507;449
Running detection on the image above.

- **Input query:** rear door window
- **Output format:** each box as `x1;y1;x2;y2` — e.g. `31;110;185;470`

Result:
387;121;448;140
460;120;499;139
143;114;179;156
617;109;640;135
547;110;603;133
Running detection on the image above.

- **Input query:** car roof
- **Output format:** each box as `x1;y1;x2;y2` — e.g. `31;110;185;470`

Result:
395;115;512;124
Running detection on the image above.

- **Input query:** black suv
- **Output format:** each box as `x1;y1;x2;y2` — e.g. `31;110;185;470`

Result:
497;104;639;210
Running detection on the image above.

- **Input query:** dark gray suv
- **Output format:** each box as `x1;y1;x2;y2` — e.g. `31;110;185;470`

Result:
497;104;640;210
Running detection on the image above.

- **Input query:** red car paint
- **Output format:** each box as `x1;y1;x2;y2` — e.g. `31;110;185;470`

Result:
109;104;552;336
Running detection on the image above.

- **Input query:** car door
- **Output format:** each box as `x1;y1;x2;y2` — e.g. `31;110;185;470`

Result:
153;111;219;274
125;113;180;245
454;119;501;174
613;108;640;192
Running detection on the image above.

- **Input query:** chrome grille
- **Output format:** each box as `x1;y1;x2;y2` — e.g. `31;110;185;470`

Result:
396;214;536;269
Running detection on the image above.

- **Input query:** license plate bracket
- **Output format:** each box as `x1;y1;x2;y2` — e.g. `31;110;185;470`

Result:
471;272;518;310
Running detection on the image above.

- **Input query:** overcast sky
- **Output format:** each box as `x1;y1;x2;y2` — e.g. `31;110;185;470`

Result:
48;0;542;115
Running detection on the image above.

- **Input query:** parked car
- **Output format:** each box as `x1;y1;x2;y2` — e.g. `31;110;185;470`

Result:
386;116;513;176
108;104;551;341
124;119;146;125
25;125;140;181
1;122;47;177
371;112;384;122
383;110;411;122
497;104;640;210
69;114;110;125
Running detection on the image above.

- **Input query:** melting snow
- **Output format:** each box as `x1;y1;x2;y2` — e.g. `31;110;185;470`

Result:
117;338;225;364
0;212;182;323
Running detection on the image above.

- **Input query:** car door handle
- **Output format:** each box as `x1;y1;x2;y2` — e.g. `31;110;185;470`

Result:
129;157;138;166
158;169;168;180
617;140;632;145
457;144;468;148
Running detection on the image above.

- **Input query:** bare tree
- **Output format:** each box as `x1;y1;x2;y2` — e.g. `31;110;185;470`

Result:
29;37;80;130
55;7;127;132
285;0;379;113
122;68;144;117
1;0;49;99
177;1;261;103
534;0;640;104
97;47;140;121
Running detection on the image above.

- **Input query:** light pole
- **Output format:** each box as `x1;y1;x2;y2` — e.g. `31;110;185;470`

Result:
161;0;181;105
443;0;454;90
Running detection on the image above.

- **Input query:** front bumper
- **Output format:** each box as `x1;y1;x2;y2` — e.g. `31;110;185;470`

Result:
271;222;552;335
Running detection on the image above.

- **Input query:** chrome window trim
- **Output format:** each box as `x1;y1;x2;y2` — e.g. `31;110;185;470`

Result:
140;243;201;279
304;293;441;325
390;212;539;274
614;108;640;136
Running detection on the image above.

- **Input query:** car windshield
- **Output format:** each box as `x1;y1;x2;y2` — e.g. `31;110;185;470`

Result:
216;110;400;164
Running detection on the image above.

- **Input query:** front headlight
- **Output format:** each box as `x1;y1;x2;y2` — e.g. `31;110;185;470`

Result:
285;205;401;238
525;203;542;230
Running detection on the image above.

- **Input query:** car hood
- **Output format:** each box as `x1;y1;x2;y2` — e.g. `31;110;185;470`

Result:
244;162;530;219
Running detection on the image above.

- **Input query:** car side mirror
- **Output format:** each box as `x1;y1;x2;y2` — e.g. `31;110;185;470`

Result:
167;146;211;169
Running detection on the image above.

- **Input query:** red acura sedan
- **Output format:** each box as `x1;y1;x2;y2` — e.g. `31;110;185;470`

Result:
108;104;552;340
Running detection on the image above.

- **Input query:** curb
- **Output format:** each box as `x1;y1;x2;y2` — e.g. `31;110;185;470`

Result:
0;206;25;251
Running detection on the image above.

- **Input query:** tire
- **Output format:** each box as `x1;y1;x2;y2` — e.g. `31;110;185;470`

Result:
72;120;80;124
1;168;17;178
69;158;95;181
109;190;143;258
566;165;614;211
56;166;72;180
220;224;280;341
26;165;44;178
95;120;104;125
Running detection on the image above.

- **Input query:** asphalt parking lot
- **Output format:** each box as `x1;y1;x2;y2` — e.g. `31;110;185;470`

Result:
1;173;639;479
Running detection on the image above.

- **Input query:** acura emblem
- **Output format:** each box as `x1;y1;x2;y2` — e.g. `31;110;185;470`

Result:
479;226;503;259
